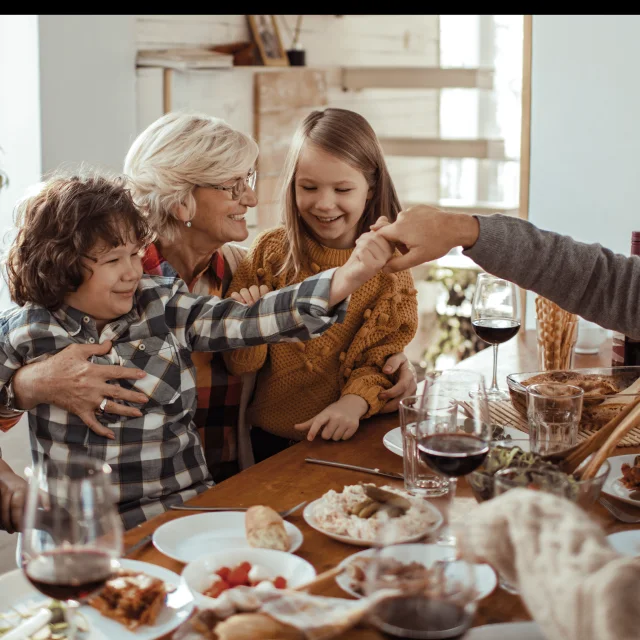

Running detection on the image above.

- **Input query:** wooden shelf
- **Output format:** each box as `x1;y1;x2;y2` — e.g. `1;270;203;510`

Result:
380;138;506;160
341;66;494;91
404;199;519;216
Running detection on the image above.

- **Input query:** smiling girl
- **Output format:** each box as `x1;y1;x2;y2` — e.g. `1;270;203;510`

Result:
224;108;419;460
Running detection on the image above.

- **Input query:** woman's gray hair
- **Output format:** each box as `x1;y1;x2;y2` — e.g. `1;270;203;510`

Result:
123;111;259;240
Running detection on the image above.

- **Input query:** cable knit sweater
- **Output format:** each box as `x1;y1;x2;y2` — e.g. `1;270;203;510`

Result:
223;227;418;440
457;489;640;640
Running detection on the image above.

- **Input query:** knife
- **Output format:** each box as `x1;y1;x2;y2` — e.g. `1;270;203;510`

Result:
124;533;153;556
305;457;404;480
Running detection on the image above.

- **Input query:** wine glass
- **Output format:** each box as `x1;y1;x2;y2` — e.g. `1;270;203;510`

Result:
364;522;478;639
418;370;491;546
20;456;123;639
471;273;520;402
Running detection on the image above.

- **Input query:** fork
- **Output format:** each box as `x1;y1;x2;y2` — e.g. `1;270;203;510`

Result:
598;497;640;524
169;500;307;518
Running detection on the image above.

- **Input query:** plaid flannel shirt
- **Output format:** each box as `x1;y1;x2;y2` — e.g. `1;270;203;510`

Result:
0;271;346;529
142;243;246;481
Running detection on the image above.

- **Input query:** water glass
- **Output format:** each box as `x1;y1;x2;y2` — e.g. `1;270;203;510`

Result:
399;396;450;498
527;383;584;455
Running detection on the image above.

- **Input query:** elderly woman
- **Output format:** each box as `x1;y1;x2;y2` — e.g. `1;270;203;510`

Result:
0;111;416;493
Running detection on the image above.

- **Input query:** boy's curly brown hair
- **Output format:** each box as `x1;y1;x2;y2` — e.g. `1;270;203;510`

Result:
6;172;154;310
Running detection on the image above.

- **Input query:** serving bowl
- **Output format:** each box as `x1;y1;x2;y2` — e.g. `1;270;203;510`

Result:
467;439;610;509
506;366;640;422
181;548;316;610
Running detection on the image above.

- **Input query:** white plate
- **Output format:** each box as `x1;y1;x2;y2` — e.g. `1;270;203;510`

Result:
601;454;640;506
607;530;640;556
302;498;443;548
181;548;316;610
0;559;194;640
334;544;497;601
466;621;544;639
153;512;303;563
383;426;529;458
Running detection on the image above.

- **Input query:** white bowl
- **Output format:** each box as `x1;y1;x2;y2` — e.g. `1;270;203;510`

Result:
181;548;316;610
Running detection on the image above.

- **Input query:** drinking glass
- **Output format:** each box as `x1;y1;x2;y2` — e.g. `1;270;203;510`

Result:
419;370;491;546
527;383;584;455
471;274;521;402
400;396;451;498
20;456;123;639
364;530;477;639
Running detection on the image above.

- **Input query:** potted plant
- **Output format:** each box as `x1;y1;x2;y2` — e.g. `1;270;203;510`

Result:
285;16;305;66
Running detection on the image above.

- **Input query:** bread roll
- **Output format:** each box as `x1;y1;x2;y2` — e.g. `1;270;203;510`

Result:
214;613;304;640
245;505;290;551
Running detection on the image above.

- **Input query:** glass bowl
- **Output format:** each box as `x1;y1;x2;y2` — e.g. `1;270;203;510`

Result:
467;439;611;509
506;366;640;422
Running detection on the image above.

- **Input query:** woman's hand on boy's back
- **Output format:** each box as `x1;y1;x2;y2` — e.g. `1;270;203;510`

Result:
294;394;368;442
11;341;149;438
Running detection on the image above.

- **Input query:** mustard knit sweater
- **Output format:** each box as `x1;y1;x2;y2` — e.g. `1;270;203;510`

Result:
223;227;419;440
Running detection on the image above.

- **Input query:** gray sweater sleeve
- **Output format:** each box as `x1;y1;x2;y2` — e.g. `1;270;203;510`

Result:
463;214;640;339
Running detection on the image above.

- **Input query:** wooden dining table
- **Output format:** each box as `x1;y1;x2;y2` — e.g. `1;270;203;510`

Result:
125;330;640;638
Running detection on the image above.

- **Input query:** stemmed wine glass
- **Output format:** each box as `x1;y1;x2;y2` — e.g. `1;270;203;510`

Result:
364;521;478;639
20;456;123;639
418;370;491;546
471;273;521;402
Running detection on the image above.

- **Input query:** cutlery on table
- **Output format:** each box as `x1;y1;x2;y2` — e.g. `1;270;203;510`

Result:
599;497;640;524
124;532;154;556
169;500;307;518
305;457;404;480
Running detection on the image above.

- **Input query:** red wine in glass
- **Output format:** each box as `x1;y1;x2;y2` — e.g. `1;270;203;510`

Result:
417;433;489;477
25;548;114;602
471;319;521;345
372;596;474;639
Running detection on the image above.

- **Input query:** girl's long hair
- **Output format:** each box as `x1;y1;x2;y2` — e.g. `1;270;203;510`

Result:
277;108;401;280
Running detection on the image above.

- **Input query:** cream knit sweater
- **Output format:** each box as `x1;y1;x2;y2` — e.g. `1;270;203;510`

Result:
457;489;640;640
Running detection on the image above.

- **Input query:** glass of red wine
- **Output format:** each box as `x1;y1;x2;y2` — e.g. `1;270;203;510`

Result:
364;527;478;639
471;273;521;402
20;456;123;639
418;370;491;546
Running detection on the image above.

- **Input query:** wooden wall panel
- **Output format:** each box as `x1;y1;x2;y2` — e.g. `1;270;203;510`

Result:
254;69;328;229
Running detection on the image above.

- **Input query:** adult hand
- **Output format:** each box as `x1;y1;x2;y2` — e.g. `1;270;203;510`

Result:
0;462;27;534
329;227;395;305
378;352;418;413
12;341;149;439
371;205;480;273
230;284;270;305
294;395;367;442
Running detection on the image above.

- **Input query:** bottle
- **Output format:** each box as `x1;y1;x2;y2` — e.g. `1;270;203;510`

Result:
612;231;640;366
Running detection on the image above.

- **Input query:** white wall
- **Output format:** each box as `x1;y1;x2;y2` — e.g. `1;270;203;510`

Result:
38;15;137;175
0;15;42;249
526;15;640;327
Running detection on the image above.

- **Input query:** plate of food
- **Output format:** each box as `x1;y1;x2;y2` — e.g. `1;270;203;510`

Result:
335;543;497;600
0;558;193;640
601;453;640;506
302;484;443;547
506;366;640;430
153;506;304;563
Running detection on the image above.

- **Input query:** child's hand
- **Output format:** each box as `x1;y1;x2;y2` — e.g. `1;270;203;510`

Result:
294;395;368;441
329;231;395;306
230;284;270;305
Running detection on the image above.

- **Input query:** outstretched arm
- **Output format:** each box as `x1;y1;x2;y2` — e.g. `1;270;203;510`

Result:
375;205;640;338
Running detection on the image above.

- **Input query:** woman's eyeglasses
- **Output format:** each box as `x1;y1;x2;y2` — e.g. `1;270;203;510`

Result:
201;170;257;200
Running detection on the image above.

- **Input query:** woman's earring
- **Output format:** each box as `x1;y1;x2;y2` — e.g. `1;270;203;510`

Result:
185;220;192;228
